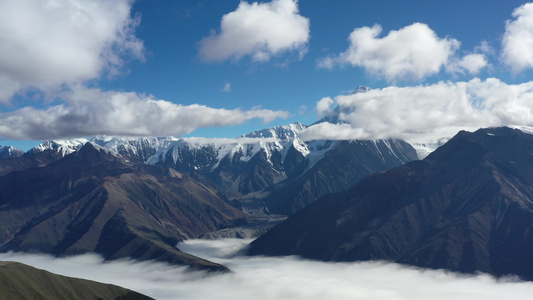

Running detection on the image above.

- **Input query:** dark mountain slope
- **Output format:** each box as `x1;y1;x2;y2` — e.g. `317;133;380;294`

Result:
0;260;153;300
0;149;67;176
262;139;417;215
248;127;533;280
0;143;247;271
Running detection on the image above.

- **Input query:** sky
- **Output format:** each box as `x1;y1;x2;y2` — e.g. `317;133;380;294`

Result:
1;239;533;299
2;0;533;150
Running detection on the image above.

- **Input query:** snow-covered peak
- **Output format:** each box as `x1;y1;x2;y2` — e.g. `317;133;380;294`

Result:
148;136;291;169
352;85;371;94
0;145;24;158
240;122;307;140
84;141;121;158
410;138;449;159
30;139;89;157
90;136;177;157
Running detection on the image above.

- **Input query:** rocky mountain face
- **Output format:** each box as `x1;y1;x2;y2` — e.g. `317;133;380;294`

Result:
0;143;246;271
0;149;69;176
0;261;153;300
123;123;417;216
147;122;310;198
21;122;417;211
247;127;533;280
261;139;417;215
0;146;24;159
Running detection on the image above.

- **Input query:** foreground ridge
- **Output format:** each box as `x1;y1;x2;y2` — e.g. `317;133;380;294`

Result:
248;127;533;280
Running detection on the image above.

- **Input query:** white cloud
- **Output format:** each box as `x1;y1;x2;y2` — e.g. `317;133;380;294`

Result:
476;41;496;57
0;87;289;140
222;82;232;92
0;0;143;102
198;0;309;62
316;97;334;117
318;23;460;82
447;54;488;75
301;78;533;143
502;3;533;73
1;239;532;300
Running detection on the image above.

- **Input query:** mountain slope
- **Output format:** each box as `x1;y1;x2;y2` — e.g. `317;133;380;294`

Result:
261;139;418;215
247;127;533;280
0;261;153;300
0;143;247;271
0;147;75;176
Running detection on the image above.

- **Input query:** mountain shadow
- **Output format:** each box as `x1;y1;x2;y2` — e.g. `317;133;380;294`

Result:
248;127;533;280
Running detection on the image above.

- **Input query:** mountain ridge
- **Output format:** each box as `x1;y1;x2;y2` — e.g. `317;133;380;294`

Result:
0;260;153;300
0;143;246;272
247;127;533;280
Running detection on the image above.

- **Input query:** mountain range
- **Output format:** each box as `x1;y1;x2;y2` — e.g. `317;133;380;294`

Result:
4;121;532;281
247;127;533;280
0;121;418;270
0;143;246;272
14;122;418;214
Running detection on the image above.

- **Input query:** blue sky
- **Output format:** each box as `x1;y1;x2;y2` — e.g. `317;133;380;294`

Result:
1;0;533;150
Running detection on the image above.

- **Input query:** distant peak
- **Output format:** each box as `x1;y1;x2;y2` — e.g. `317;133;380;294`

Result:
0;145;24;158
240;122;307;139
75;142;120;160
352;85;371;94
311;114;346;126
30;139;88;157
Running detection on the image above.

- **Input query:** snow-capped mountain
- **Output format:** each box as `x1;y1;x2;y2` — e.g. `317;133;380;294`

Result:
410;138;449;159
146;123;314;197
240;121;306;139
29;139;88;157
0;145;24;159
91;136;177;162
18;121;418;206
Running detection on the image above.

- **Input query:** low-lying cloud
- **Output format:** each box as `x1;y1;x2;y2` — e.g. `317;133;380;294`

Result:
198;0;309;62
1;239;532;300
301;78;533;143
0;87;289;140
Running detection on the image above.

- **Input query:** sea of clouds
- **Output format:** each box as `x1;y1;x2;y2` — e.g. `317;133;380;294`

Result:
1;238;532;299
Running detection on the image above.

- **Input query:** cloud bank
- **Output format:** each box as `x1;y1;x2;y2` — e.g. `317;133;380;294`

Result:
318;23;487;81
502;3;533;73
1;239;532;300
301;78;533;143
198;0;309;62
0;0;143;102
0;87;289;140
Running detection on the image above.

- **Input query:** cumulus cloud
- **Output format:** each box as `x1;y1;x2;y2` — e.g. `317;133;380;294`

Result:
502;3;533;73
198;0;309;62
318;23;460;81
316;97;335;117
0;87;289;140
447;54;488;75
301;78;533;143
0;0;143;102
2;239;532;300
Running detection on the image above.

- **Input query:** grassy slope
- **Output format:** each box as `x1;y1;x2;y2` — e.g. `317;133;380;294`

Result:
0;261;153;300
